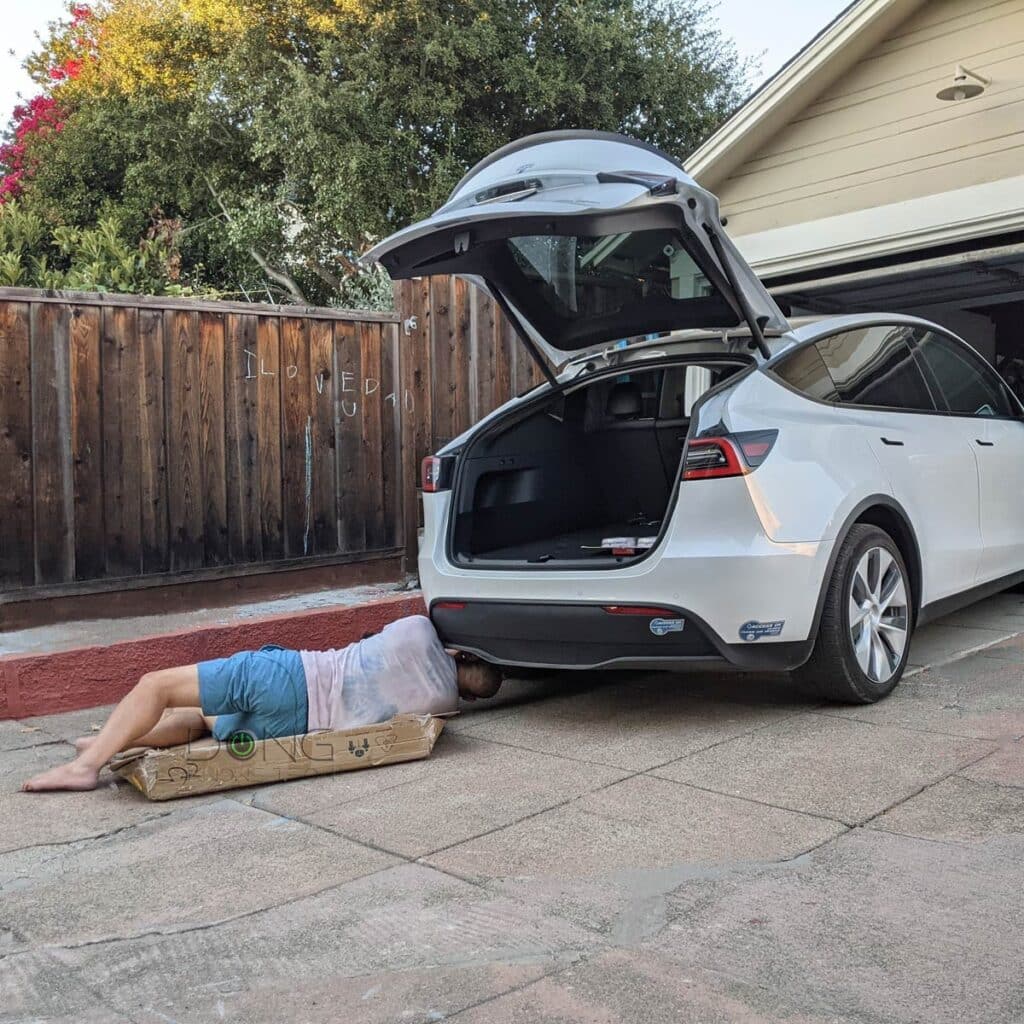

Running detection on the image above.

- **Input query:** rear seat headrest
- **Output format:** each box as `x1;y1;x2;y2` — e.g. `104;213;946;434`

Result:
606;381;642;419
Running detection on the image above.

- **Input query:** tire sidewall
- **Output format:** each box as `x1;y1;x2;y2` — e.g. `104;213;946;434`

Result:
838;526;913;701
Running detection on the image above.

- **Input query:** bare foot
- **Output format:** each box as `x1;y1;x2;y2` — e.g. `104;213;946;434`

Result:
74;736;96;753
22;761;100;792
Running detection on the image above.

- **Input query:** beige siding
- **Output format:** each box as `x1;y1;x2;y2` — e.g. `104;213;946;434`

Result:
715;0;1024;237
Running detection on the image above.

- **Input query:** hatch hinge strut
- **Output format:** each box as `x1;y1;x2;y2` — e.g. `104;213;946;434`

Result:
702;225;772;360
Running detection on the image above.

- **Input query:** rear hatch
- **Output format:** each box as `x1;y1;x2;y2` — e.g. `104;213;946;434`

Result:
365;130;789;377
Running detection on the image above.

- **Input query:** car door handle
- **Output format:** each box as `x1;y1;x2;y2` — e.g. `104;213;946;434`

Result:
880;437;904;446
975;439;995;447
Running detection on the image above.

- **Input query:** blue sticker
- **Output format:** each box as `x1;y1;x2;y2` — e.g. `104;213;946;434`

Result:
650;617;685;636
739;620;785;642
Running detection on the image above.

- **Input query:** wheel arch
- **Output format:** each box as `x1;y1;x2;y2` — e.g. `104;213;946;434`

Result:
807;496;923;651
852;502;922;624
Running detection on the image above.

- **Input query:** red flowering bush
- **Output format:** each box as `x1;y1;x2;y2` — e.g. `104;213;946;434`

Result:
0;4;91;201
0;95;66;200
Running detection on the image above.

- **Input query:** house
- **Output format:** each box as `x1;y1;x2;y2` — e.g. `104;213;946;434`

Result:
689;0;1024;376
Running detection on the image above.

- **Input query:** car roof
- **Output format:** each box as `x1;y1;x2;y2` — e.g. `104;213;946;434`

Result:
768;312;947;363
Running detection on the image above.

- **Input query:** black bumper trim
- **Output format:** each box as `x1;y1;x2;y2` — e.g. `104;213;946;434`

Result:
429;599;813;672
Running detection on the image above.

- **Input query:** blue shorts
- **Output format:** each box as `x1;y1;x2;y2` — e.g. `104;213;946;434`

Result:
198;645;308;742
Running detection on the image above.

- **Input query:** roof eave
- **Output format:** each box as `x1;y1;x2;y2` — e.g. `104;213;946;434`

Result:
688;0;928;188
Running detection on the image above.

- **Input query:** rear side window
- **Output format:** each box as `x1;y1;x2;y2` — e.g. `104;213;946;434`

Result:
773;326;938;412
814;326;935;412
772;344;838;402
914;331;1017;418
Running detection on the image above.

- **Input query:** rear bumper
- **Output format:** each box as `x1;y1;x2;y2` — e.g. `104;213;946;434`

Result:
430;600;815;672
420;482;832;649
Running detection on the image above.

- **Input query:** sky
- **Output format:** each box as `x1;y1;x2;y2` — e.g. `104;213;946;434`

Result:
0;0;853;126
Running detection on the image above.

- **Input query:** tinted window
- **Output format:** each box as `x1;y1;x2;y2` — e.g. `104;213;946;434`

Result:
814;326;935;411
914;331;1016;417
772;344;839;402
509;230;712;317
502;228;740;348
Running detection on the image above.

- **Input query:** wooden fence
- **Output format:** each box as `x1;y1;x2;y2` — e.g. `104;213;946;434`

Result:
0;281;538;599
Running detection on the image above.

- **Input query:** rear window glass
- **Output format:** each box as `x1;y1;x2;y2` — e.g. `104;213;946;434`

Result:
509;230;708;315
503;227;740;346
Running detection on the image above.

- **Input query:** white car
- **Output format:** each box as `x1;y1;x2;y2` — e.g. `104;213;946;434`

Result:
367;131;1024;703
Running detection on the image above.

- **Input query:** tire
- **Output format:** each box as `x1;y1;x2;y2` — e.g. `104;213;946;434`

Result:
794;524;914;704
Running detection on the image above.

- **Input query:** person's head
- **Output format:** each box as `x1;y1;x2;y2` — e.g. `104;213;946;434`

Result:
447;650;504;701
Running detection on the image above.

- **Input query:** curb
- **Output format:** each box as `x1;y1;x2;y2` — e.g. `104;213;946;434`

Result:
1;592;426;720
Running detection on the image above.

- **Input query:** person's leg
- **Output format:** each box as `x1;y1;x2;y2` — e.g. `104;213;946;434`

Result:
23;665;201;792
74;707;210;753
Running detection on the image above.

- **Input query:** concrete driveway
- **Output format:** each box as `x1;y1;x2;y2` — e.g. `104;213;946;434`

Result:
2;593;1023;1023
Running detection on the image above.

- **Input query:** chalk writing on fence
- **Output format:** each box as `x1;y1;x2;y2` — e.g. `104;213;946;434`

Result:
241;348;413;413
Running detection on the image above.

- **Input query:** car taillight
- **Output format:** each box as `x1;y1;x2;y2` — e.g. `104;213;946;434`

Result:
683;430;777;480
421;455;455;492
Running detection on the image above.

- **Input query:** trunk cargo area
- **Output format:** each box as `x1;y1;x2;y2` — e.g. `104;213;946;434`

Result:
449;360;746;567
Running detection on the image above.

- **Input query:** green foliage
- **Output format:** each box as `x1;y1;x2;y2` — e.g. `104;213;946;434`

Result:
5;0;752;307
0;200;206;295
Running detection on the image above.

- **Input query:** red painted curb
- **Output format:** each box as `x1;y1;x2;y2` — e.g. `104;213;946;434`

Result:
0;593;426;720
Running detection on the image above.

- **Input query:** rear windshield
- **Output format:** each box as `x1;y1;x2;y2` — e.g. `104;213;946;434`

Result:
509;230;704;314
500;227;739;349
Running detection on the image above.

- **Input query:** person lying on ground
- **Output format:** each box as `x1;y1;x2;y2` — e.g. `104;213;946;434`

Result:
23;615;503;792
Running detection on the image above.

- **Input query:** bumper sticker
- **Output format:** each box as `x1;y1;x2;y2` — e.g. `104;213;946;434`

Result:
739;620;785;642
650;617;686;637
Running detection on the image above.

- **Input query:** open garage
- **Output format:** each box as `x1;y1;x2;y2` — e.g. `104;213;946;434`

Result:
687;0;1024;397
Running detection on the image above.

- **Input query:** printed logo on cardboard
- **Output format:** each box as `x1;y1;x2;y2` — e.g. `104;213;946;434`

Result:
649;617;685;637
739;620;785;642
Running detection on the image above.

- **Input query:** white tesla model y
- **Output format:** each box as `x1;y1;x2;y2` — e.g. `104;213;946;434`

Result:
367;131;1024;703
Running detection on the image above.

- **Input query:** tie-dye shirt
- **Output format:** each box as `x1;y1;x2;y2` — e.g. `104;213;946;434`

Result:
300;615;458;732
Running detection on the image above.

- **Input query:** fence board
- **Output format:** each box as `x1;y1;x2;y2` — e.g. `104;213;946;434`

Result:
309;320;336;555
101;305;142;578
199;312;228;566
473;290;497;419
281;317;312;558
452;277;472;438
429;276;456;448
165;310;203;571
69;307;104;580
495;309;515;410
335;320;365;553
397;278;433;563
224;313;261;564
360;321;386;551
380;322;401;549
0;302;34;586
30;303;73;584
138;310;168;574
256;316;284;560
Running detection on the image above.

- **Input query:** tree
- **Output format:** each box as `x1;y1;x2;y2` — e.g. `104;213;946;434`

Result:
4;0;751;306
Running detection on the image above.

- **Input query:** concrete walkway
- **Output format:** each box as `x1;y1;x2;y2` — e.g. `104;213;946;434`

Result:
2;593;1023;1023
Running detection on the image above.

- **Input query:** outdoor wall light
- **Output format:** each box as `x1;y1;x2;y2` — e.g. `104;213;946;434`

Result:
936;65;989;102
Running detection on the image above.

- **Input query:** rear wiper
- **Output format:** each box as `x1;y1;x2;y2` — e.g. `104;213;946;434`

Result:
475;178;543;204
596;171;677;196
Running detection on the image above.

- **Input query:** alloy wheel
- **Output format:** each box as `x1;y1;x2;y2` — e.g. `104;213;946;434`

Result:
848;546;909;684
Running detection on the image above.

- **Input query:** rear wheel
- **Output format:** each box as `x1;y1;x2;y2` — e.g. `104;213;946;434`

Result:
794;524;912;704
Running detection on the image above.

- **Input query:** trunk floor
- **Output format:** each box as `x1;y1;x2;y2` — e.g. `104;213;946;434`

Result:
473;522;658;563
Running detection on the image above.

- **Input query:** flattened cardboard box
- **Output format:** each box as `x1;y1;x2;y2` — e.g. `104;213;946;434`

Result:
108;714;446;800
